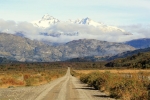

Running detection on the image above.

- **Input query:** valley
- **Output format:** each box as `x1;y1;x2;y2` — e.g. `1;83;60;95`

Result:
0;1;150;100
0;48;150;100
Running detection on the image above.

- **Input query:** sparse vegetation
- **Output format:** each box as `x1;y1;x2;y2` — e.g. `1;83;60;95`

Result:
79;71;150;100
0;62;67;88
0;61;150;99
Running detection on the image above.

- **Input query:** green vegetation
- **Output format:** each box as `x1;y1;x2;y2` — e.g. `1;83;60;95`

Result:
80;71;149;100
106;52;150;69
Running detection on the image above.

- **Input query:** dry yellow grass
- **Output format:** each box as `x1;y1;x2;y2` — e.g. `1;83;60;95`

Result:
0;69;67;88
74;69;150;74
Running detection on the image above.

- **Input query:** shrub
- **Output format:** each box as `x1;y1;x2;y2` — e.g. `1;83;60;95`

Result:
80;74;90;83
93;71;114;91
79;71;149;100
110;78;148;100
86;72;100;88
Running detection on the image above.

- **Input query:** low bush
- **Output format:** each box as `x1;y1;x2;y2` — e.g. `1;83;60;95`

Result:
110;78;148;100
80;71;149;100
80;74;90;83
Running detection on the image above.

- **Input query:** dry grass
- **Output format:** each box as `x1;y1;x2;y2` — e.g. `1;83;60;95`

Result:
78;70;150;100
75;69;150;74
0;69;67;88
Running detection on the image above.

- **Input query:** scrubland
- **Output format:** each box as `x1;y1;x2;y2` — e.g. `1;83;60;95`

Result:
0;61;150;100
72;69;150;100
0;63;67;88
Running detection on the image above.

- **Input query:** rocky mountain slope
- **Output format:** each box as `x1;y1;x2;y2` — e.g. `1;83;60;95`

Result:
106;47;150;61
57;39;135;59
68;47;150;62
0;33;60;62
0;33;135;62
125;38;150;49
0;57;16;64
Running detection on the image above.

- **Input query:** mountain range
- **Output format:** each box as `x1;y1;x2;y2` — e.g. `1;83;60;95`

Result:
125;38;150;49
1;14;149;63
0;33;135;62
0;14;133;45
31;14;132;36
67;43;150;62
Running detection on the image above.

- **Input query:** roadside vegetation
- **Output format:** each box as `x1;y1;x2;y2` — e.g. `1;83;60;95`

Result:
0;62;67;88
69;51;150;100
78;71;150;100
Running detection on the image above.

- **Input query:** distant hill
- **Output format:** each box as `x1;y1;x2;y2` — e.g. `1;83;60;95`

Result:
0;33;135;62
107;47;150;61
0;33;59;62
105;51;150;69
57;39;135;60
67;47;150;62
0;57;15;64
125;38;150;49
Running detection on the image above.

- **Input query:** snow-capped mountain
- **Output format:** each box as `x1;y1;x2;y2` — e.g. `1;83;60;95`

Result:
0;14;133;43
31;14;131;35
69;17;103;27
32;14;60;28
69;17;130;34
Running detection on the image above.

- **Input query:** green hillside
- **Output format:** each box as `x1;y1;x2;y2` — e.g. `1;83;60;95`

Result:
105;52;150;69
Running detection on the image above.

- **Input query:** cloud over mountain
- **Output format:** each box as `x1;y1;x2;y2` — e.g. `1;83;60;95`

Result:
0;15;148;43
119;24;150;39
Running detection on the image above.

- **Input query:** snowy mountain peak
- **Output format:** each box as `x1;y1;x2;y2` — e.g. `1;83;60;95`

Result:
72;17;103;27
41;14;55;20
79;17;91;24
84;17;91;21
31;15;131;35
32;14;60;28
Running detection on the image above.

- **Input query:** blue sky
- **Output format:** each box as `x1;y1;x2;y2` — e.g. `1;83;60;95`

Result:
0;0;150;25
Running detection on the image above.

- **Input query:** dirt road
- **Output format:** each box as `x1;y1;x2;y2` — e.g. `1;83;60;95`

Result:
0;68;115;100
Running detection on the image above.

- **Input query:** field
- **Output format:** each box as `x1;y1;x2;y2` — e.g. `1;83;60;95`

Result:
0;62;67;88
74;69;150;74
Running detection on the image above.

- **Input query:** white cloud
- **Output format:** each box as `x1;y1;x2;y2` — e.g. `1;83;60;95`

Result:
0;19;149;43
119;24;150;38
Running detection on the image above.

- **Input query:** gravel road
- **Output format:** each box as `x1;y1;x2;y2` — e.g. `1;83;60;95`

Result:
0;68;115;100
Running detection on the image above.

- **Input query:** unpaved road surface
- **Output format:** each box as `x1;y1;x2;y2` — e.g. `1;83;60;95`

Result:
0;68;115;100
